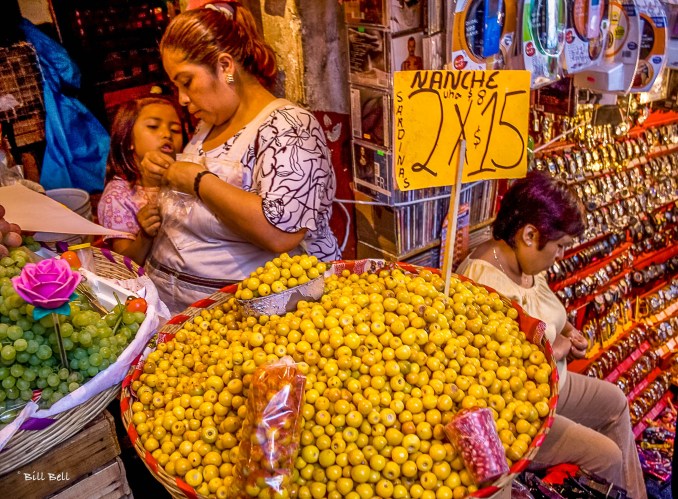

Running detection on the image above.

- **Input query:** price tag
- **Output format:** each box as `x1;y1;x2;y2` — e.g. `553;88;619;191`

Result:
394;70;531;190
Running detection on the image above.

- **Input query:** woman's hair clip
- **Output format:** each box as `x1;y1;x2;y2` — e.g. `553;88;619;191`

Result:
204;3;235;18
186;0;236;18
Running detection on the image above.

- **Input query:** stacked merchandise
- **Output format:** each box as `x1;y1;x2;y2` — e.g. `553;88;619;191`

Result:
637;400;675;498
461;180;498;253
0;42;45;149
343;0;451;267
50;0;170;122
437;181;499;271
533;100;678;494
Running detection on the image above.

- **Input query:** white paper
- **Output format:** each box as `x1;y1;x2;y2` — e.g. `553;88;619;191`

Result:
0;183;130;237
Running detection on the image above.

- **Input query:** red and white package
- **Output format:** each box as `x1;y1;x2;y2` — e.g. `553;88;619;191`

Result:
445;407;510;485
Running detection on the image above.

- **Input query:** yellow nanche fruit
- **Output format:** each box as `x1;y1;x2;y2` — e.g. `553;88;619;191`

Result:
235;253;327;299
130;267;551;498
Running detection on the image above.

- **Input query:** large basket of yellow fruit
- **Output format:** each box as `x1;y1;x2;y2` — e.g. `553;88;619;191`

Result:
121;258;558;499
0;247;151;476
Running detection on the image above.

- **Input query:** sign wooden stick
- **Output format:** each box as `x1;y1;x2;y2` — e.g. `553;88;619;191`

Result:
443;140;466;298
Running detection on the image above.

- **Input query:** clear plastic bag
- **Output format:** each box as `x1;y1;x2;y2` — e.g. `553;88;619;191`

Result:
230;357;305;498
158;153;203;228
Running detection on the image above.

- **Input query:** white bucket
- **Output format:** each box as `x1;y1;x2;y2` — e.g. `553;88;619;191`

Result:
46;188;92;220
34;188;93;248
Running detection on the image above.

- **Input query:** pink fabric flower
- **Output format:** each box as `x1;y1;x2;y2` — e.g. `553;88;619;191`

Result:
12;258;81;309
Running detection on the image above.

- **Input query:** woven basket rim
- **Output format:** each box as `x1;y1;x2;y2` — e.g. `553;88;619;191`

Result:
121;259;559;498
0;247;142;476
0;384;120;476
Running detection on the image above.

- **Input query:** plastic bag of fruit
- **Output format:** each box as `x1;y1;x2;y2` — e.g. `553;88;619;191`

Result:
229;356;306;499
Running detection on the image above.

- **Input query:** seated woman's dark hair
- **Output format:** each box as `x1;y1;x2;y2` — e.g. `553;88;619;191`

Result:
493;170;585;249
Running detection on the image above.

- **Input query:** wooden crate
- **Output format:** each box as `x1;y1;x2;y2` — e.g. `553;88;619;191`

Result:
0;410;121;498
49;457;132;499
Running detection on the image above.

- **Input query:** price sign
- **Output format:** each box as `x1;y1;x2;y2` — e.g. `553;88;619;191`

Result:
394;70;531;190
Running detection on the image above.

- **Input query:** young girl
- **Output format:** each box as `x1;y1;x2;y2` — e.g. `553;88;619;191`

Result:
98;97;185;265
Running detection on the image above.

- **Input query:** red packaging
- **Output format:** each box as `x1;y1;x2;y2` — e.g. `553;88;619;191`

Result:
445;407;510;485
230;357;306;498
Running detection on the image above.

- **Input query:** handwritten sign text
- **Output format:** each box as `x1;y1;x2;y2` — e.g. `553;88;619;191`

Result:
394;70;530;190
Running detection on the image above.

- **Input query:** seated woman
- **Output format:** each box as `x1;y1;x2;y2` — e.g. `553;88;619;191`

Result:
141;3;340;313
456;171;647;499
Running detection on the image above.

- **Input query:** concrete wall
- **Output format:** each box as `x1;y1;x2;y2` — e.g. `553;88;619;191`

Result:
297;0;349;114
251;0;348;113
259;0;305;104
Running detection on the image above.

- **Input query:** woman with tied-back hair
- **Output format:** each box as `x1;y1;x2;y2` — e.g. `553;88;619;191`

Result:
457;171;647;498
141;1;340;314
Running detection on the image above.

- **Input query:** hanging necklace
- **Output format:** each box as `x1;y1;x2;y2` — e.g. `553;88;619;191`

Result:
493;247;532;287
492;247;507;275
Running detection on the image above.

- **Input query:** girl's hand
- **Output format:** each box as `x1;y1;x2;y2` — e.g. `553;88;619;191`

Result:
137;204;161;237
164;161;210;196
140;151;175;187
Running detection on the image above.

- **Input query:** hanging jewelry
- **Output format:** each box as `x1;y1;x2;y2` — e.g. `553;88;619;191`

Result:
493;247;532;287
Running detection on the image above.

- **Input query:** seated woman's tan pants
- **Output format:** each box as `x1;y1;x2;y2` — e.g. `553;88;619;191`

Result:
530;371;647;499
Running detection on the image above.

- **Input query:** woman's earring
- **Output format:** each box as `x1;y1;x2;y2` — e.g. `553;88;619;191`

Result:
226;73;235;84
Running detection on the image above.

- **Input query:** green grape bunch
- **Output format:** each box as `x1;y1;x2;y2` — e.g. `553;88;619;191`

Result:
0;248;146;424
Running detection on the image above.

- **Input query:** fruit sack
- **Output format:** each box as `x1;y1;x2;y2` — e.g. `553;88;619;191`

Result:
122;258;558;499
0;264;168;451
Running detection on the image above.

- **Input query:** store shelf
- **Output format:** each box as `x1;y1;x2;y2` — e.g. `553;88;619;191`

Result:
551;242;632;292
633;391;673;439
633;244;678;272
651;198;677;215
567;321;637;374
628;111;678;135
604;341;651;383
548;143;678;189
533;110;678;154
566;268;633;313
627;367;662;402
586;191;639;214
563;145;677;185
469;217;495;233
639;302;678;327
644;143;678;161
564;188;677;262
564;230;629;259
654;337;678;359
358;238;442;262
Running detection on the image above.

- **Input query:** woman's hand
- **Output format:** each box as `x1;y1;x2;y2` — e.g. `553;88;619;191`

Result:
137;204;161;237
552;334;573;361
164;161;210;196
140;151;175;188
563;328;588;359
